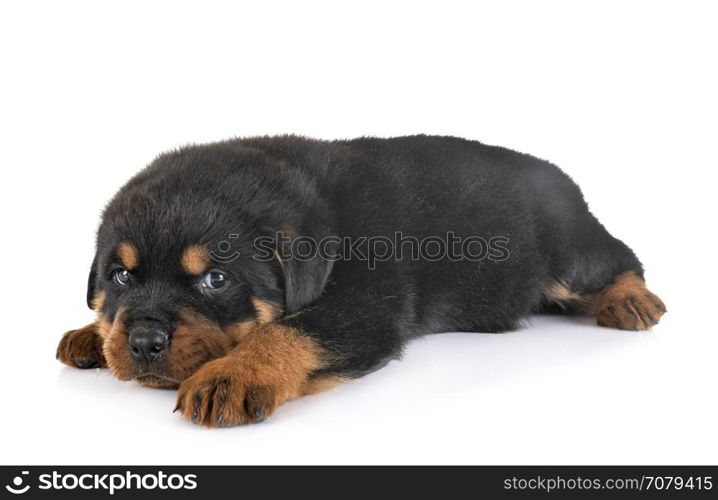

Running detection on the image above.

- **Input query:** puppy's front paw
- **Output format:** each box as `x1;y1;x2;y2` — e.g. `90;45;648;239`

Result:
175;357;294;427
56;323;107;368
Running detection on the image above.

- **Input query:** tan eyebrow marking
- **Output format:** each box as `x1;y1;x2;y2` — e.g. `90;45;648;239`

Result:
117;242;139;270
181;245;211;275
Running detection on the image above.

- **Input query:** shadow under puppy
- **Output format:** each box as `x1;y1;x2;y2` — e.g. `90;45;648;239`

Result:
57;135;666;427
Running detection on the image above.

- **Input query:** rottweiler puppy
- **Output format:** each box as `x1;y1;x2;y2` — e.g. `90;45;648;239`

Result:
56;135;666;426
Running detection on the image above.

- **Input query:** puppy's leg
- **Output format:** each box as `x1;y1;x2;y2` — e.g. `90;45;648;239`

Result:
541;210;666;329
175;324;324;426
533;165;667;330
176;283;404;427
56;322;107;369
547;270;665;330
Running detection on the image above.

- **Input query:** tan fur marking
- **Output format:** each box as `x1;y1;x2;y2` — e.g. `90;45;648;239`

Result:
251;298;281;324
176;324;325;426
599;271;646;298
302;375;348;396
102;309;133;381
226;319;258;343
117;242;139;270
545;281;595;313
181;245;211;275
595;271;666;330
96;315;112;339
91;291;106;311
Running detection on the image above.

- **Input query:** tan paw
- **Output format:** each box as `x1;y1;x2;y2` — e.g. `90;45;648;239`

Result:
174;324;323;427
596;272;666;330
175;357;291;427
56;323;107;368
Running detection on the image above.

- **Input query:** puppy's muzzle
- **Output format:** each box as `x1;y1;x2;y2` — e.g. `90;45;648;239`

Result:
128;326;169;363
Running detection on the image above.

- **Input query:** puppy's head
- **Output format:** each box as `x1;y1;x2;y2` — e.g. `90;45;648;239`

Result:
87;146;334;388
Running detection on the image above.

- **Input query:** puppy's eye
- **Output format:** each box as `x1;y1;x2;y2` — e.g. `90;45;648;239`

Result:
114;269;131;285
202;270;228;289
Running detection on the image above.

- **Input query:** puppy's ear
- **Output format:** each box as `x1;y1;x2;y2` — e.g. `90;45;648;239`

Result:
278;237;335;314
86;253;98;310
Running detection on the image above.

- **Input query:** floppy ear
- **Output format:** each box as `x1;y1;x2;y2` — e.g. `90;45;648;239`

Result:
278;238;335;314
86;253;98;310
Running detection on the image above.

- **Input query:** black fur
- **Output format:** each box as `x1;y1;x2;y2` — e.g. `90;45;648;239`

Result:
91;134;645;380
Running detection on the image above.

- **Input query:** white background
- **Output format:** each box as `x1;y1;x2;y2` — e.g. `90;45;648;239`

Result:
1;1;716;465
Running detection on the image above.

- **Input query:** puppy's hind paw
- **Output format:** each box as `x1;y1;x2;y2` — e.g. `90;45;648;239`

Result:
596;272;666;331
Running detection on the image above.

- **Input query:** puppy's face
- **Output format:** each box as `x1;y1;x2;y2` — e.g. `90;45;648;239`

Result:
86;148;334;388
91;236;282;388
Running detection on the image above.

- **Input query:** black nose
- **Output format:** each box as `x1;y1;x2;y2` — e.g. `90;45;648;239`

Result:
128;329;169;363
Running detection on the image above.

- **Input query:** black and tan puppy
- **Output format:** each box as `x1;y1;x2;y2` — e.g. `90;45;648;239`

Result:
57;135;665;426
